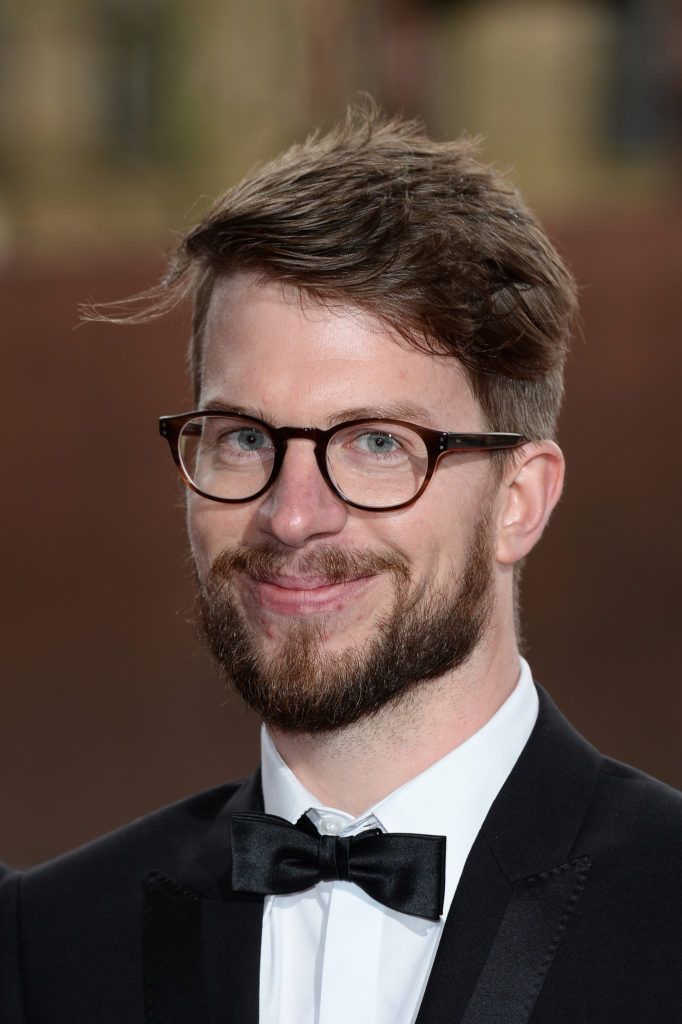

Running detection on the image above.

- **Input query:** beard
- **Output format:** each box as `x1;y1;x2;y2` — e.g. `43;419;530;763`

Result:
195;511;495;733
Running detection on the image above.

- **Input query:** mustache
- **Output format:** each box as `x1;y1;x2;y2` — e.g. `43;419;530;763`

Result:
206;543;411;589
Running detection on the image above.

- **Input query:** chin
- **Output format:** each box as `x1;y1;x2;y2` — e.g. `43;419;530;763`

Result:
253;613;377;658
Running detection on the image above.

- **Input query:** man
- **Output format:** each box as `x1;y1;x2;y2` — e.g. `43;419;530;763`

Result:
1;106;680;1023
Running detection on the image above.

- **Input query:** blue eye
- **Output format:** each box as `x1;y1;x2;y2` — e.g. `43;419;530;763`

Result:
234;428;271;450
356;432;400;455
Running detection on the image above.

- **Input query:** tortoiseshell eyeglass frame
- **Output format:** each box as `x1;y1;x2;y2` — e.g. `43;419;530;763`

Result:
159;410;528;513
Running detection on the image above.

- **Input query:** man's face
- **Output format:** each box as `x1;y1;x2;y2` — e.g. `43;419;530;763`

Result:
189;273;501;731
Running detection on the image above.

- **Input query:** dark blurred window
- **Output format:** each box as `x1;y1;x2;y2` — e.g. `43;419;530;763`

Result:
605;0;674;156
95;0;178;167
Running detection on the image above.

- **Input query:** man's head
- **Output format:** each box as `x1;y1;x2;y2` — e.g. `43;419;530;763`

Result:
98;104;576;731
189;274;502;731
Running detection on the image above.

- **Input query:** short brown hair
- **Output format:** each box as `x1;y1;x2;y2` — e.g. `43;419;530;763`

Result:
91;102;578;440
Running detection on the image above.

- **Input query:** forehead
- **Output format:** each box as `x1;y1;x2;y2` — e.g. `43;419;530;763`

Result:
200;273;484;429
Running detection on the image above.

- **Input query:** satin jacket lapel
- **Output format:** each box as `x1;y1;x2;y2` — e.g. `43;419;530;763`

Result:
143;770;265;1024
415;686;600;1024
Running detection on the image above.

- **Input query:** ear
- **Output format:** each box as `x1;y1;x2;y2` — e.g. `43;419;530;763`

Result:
495;441;565;566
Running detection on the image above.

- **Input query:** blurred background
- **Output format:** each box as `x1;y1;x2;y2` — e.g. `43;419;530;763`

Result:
2;0;681;867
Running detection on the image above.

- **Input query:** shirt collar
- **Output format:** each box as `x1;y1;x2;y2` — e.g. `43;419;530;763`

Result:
261;658;538;915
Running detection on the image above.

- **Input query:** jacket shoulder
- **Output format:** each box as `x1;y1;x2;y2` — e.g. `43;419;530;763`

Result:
595;754;682;824
21;779;246;894
587;754;682;857
2;780;256;1024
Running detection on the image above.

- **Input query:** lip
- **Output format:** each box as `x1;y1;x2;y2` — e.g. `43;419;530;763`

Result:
243;573;377;616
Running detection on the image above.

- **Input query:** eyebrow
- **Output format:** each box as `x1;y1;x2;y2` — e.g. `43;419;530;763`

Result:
325;402;436;427
202;398;269;419
200;398;437;428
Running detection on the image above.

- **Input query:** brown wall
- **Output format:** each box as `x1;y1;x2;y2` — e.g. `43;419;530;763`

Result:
1;207;681;867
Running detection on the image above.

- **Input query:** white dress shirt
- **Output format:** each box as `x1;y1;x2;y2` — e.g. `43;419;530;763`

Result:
258;659;539;1024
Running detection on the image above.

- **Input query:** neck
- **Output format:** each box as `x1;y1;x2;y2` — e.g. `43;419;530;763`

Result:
268;635;521;817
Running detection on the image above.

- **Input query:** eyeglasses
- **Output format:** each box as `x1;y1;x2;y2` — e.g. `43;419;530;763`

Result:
159;411;527;512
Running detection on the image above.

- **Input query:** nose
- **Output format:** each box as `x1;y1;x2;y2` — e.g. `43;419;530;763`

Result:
257;439;349;548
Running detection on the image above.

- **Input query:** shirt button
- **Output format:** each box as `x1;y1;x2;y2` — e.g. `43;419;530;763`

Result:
319;815;345;836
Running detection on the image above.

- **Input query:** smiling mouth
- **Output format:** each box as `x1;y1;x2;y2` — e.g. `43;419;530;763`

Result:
258;573;372;590
244;572;378;615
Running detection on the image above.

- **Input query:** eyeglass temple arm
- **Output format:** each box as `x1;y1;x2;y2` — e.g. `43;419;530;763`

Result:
443;433;527;451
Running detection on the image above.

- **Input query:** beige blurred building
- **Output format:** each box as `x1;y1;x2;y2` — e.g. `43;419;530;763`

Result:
1;0;679;260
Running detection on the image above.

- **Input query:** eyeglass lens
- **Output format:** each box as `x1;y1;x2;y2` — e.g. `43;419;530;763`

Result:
178;415;430;508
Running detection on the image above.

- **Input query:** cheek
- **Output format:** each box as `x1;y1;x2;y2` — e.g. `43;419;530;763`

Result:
377;508;450;581
186;499;249;578
388;485;481;581
186;505;211;578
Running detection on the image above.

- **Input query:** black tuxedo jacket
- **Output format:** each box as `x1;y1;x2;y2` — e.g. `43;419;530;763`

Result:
2;686;681;1023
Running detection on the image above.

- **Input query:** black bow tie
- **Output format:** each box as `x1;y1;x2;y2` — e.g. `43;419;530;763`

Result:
230;811;446;920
